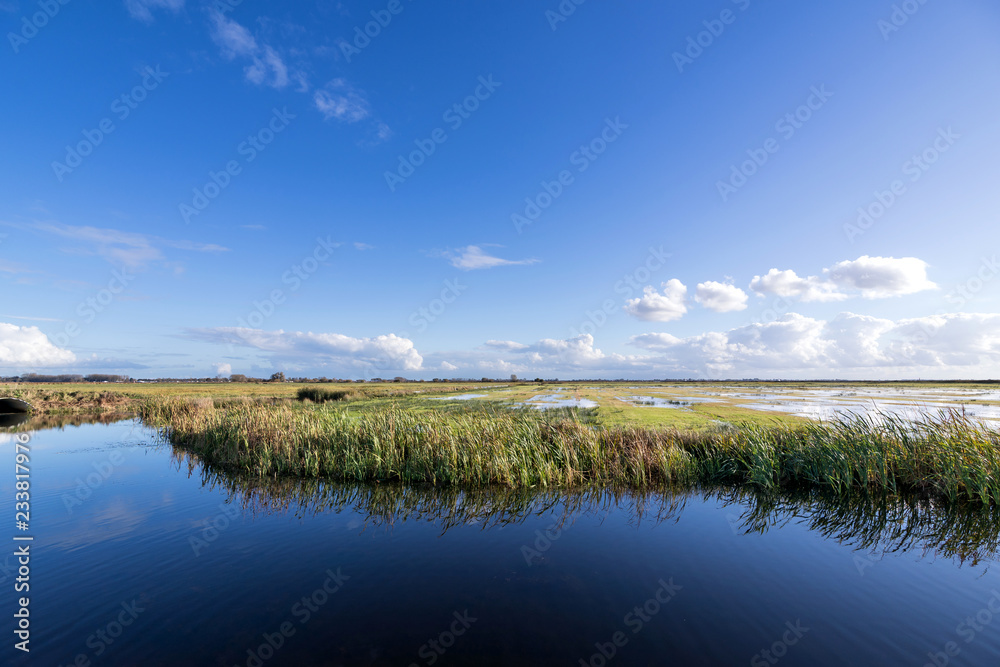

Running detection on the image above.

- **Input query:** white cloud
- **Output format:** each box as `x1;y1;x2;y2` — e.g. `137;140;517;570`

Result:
439;245;538;271
214;362;232;377
624;279;688;322
210;11;290;89
421;333;652;376
629;312;1000;377
0;323;76;367
751;256;937;302
210;11;258;59
750;268;847;302
825;256;937;299
124;0;183;24
483;340;530;352
245;45;289;89
440;361;458;371
628;332;683;351
24;221;228;269
314;79;370;122
695;281;748;312
185;328;423;371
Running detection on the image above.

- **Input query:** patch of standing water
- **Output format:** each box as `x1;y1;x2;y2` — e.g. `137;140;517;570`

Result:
737;400;1000;423
429;394;488;401
616;396;693;409
522;394;598;409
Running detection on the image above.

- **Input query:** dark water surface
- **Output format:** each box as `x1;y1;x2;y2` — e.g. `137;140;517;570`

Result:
3;419;1000;666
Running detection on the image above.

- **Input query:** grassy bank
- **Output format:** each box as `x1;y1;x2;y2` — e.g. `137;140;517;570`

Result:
0;381;484;414
141;398;1000;504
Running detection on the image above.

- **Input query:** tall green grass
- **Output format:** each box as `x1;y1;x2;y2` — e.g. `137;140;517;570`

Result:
140;399;1000;503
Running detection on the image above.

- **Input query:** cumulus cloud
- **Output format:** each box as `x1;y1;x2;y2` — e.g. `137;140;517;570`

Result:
750;269;847;302
314;80;370;122
629;312;1000;377
421;333;653;376
751;256;936;302
124;0;183;24
214;362;232;377
483;340;530;352
438;246;538;271
184;328;423;371
695;281;748;312
624;279;688;322
0;323;76;367
825;256;936;299
628;332;683;351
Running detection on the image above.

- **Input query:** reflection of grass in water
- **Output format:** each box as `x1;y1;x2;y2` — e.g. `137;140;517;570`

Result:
174;457;1000;565
145;398;1000;504
712;486;1000;567
5;412;133;431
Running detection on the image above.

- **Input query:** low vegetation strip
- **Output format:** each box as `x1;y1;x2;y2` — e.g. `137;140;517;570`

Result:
139;400;1000;504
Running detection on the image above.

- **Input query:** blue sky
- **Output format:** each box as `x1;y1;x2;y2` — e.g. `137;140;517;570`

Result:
2;0;1000;379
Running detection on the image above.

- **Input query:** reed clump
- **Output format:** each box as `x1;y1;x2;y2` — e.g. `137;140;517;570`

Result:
139;400;1000;503
296;387;358;403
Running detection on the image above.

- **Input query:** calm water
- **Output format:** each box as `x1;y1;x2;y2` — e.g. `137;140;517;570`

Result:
3;419;1000;666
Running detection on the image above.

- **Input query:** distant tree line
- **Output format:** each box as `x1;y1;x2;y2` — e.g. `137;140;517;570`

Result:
4;373;132;383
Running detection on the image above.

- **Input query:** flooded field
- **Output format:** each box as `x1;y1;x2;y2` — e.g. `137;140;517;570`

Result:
425;383;1000;427
3;418;1000;665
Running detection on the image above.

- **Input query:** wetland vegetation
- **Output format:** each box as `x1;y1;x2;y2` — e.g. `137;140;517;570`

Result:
7;380;1000;503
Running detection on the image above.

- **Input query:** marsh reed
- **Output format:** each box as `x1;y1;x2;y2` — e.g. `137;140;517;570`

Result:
140;399;1000;503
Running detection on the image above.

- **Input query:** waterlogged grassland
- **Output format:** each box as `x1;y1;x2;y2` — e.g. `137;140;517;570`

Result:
139;397;1000;503
10;380;1000;502
7;380;1000;431
422;382;1000;428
